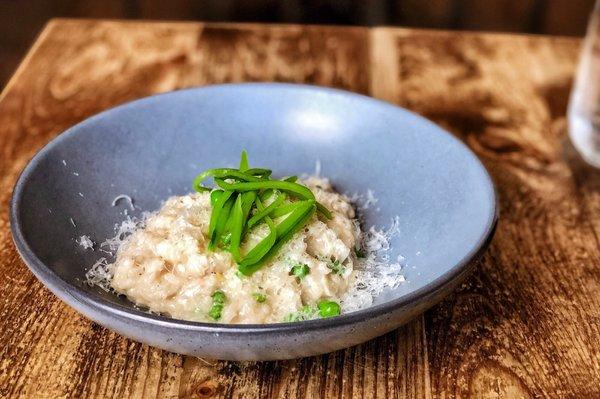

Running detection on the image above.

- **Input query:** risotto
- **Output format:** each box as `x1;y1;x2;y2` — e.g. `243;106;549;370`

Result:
109;177;361;323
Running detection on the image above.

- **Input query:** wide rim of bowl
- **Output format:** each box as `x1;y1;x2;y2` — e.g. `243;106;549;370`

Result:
10;82;498;335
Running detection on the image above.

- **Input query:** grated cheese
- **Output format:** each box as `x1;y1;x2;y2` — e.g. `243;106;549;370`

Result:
85;214;149;289
100;214;148;253
77;235;94;250
341;215;405;312
346;189;379;211
84;257;113;292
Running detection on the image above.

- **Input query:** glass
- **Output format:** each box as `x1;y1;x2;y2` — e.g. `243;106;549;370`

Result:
569;0;600;168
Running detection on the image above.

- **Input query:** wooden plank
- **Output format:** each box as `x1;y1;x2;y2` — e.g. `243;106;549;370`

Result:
376;28;600;397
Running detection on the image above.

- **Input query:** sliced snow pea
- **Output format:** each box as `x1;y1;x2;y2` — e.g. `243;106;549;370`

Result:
228;195;245;263
215;179;331;219
240;202;316;275
247;192;286;229
237;198;277;273
193;168;271;192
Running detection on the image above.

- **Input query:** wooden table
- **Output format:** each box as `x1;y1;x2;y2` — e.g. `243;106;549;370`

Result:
0;19;598;398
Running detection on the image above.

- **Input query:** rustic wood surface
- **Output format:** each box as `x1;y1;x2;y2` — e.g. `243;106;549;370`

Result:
0;19;598;398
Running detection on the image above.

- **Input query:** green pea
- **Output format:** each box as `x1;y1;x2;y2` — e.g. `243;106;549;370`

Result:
317;300;341;318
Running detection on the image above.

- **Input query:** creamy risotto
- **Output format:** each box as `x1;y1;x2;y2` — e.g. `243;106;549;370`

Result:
108;177;361;324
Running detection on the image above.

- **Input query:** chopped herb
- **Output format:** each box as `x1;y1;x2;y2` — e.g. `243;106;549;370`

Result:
252;292;267;303
327;259;345;275
208;290;226;321
235;270;246;279
283;305;315;322
317;299;341;318
354;246;366;258
290;263;310;280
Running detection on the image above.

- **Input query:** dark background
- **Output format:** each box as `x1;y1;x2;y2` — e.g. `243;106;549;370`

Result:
0;0;595;88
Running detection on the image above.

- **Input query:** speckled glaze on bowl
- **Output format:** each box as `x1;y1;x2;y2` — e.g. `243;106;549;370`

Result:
10;83;497;361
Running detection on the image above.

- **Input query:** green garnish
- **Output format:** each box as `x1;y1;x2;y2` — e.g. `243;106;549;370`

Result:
215;179;332;219
208;290;227;320
269;202;302;218
220;231;232;247
228;195;245;262
192;151;332;275
210;189;223;206
239;150;250;171
290;263;310;280
283;305;315;322
317;299;341;318
327;259;345;275
236;270;246;279
238;201;315;276
247;192;286;229
237;197;277;268
282;300;341;322
207;190;233;249
354;247;366;258
193;168;271;192
252;292;267;303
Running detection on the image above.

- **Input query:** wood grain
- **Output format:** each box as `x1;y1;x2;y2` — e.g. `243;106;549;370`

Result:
0;19;598;398
382;29;600;397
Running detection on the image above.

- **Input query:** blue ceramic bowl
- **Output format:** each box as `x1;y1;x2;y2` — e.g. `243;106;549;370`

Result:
10;83;496;360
